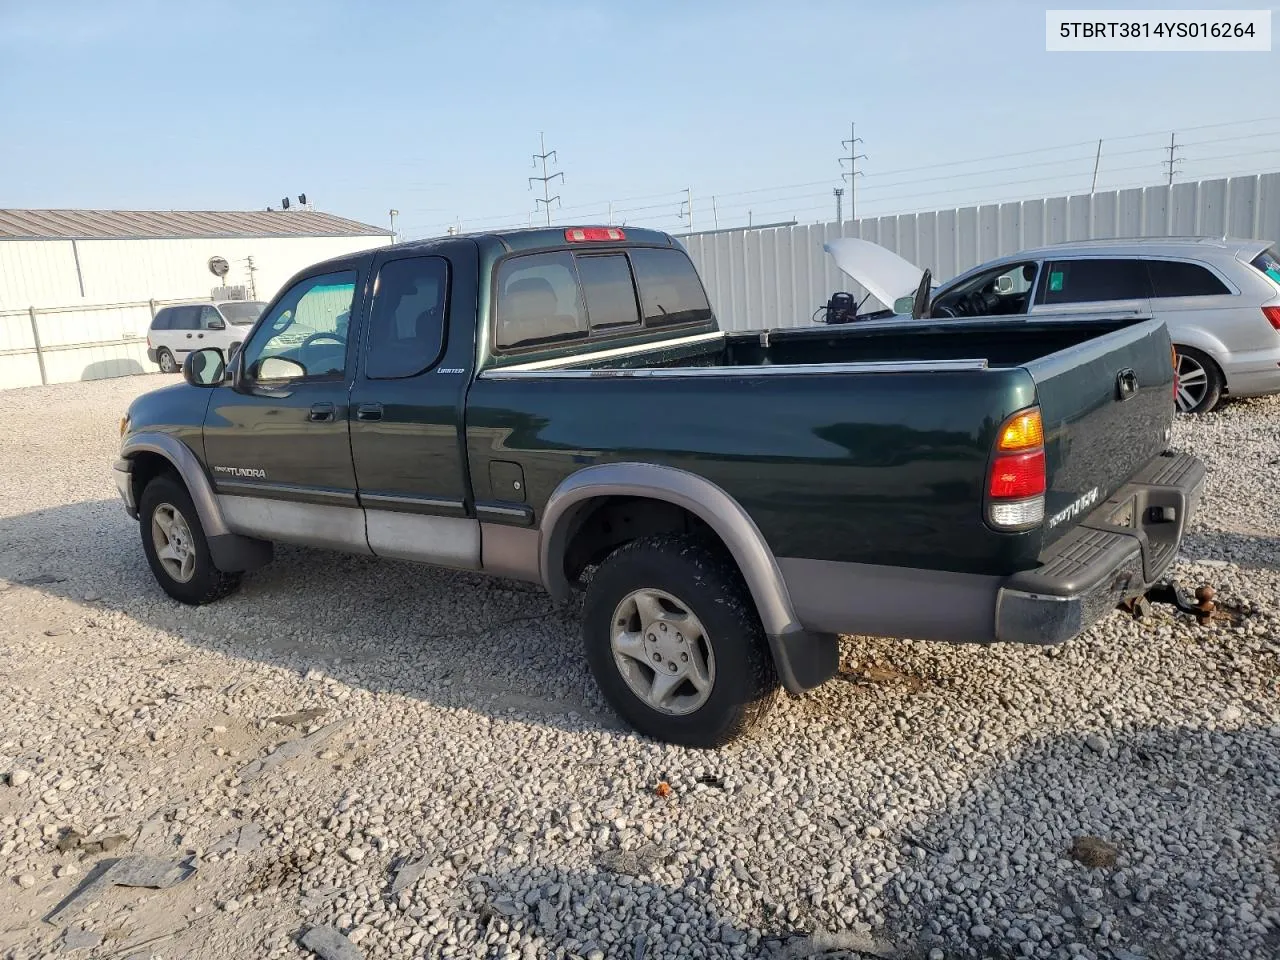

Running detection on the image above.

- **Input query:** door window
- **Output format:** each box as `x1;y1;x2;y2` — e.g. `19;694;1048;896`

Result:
199;305;225;330
151;309;173;331
494;252;588;350
364;257;449;379
932;261;1038;317
1038;259;1153;305
168;306;201;330
239;271;358;382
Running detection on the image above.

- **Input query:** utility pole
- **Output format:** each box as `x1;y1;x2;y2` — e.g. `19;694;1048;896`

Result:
1162;132;1183;186
245;256;257;300
389;208;399;242
833;187;844;224
528;131;564;226
1090;140;1102;193
711;196;720;230
679;187;693;233
839;122;867;221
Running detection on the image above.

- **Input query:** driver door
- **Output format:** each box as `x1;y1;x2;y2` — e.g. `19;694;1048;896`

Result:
202;264;372;552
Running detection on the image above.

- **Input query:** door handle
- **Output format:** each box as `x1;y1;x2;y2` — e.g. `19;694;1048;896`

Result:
186;333;193;339
356;402;383;421
309;402;335;422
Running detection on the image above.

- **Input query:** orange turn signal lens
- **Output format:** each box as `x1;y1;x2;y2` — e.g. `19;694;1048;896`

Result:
997;408;1043;451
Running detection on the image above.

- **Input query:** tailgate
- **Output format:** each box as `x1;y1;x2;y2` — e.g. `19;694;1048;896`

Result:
1026;318;1174;549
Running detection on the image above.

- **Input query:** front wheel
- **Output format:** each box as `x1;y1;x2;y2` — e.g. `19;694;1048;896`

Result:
1174;346;1224;414
139;474;241;605
581;535;779;748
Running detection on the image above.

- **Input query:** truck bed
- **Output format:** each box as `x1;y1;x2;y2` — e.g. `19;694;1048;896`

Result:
547;317;1143;373
471;314;1175;579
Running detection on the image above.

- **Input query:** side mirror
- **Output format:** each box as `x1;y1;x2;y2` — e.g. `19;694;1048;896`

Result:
182;347;226;387
892;296;915;315
207;317;226;330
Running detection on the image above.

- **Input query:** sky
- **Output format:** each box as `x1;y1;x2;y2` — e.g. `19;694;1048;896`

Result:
1;0;1278;239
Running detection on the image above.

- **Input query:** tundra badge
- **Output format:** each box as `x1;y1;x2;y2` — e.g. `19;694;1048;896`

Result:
1048;486;1099;528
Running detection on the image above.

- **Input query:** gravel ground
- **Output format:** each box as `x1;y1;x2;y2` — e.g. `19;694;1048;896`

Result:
1;373;1277;960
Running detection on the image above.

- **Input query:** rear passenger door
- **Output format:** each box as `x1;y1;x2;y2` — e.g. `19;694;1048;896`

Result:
349;246;481;566
1028;258;1152;319
166;305;202;359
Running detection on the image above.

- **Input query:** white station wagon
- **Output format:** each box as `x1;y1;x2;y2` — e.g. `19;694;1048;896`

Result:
826;236;1280;414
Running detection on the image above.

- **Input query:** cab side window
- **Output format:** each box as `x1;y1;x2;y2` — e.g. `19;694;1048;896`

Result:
238;271;358;382
364;257;449;379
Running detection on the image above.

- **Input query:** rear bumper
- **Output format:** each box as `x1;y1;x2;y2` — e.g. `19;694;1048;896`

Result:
995;450;1205;644
146;348;158;363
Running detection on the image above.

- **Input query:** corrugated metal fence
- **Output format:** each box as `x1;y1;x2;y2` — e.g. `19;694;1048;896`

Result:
0;297;205;388
682;172;1280;331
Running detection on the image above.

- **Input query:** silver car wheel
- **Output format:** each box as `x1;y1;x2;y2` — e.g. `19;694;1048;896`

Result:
1175;353;1209;413
151;502;196;583
610;588;715;716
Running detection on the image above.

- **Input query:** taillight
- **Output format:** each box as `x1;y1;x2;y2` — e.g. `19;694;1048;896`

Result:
987;406;1045;530
1171;343;1178;401
565;227;625;242
1263;306;1280;330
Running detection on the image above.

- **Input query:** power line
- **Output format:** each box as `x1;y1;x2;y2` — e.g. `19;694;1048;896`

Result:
528;131;564;226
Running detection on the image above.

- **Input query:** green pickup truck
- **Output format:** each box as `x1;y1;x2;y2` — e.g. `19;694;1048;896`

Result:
114;226;1205;747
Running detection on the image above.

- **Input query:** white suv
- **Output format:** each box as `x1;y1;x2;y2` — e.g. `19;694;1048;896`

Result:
826;237;1280;413
146;301;266;373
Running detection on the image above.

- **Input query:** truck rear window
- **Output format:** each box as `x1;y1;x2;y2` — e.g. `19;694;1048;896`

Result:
1251;246;1280;284
629;247;713;327
494;252;589;350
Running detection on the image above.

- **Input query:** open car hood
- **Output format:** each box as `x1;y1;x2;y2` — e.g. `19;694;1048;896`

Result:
823;238;926;310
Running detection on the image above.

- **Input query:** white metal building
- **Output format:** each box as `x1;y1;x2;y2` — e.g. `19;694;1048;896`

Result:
0;209;392;389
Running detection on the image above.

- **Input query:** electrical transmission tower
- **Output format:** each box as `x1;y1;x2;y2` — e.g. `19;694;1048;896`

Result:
528;132;564;225
839;122;867;221
1162;132;1183;186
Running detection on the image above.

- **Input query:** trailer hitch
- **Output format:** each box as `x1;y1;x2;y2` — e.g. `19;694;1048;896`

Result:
1123;581;1216;625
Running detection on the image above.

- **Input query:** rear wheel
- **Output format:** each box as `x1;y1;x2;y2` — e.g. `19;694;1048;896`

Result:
581;535;779;748
156;348;177;374
1174;346;1224;414
139;474;241;605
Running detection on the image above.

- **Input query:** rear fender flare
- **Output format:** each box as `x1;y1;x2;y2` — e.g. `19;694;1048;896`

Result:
539;463;799;634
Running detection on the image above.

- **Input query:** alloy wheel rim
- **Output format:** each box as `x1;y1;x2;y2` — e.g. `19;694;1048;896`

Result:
1175;354;1208;412
609;588;715;716
151;502;196;583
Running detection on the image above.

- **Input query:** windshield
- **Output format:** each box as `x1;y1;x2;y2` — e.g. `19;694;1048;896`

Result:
219;301;267;325
1251;246;1280;285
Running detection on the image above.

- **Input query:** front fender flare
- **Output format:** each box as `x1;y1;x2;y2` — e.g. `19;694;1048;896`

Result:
539;462;837;693
121;432;230;537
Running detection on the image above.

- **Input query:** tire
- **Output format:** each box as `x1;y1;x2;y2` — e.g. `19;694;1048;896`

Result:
157;348;178;374
582;535;779;748
138;474;241;605
1174;346;1224;414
